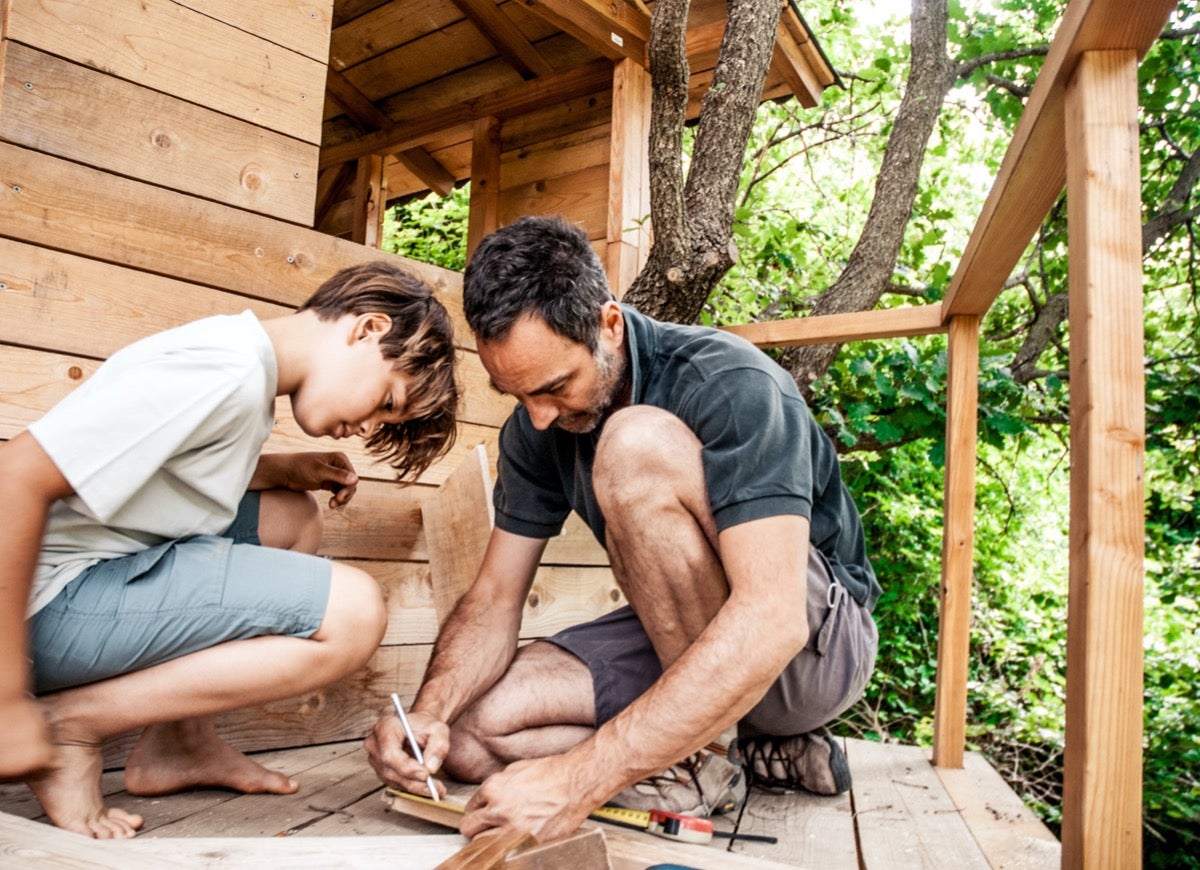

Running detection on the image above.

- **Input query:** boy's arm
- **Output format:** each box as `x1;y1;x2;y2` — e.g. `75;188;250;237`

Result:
0;432;75;777
365;527;546;793
249;452;360;507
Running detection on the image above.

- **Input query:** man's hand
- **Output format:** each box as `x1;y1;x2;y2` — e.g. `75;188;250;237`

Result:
460;756;592;843
255;452;359;508
364;707;449;799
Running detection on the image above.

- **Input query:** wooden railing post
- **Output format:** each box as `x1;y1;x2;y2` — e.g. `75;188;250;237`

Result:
467;115;502;259
1062;49;1145;869
932;314;980;768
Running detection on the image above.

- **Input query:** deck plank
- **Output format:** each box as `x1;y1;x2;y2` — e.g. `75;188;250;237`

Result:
731;786;857;867
935;750;1061;869
849;738;991;869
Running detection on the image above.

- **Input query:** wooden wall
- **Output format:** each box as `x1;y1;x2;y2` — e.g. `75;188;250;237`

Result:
0;0;613;766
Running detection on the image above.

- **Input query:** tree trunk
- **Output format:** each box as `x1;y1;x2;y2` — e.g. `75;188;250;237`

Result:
624;0;783;322
779;0;954;399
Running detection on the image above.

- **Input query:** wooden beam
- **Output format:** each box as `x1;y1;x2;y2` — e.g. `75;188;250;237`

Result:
606;58;652;297
932;315;980;769
314;162;357;230
721;304;946;349
319;59;614;168
1061;49;1145;870
772;19;824;108
422;445;495;628
449;0;555;79
327;68;457;197
351;154;386;247
468;116;503;258
521;0;649;65
941;0;1176;319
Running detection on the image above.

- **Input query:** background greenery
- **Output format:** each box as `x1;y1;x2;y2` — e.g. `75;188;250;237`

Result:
385;1;1199;863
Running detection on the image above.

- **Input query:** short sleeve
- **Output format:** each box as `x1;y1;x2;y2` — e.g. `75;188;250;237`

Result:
492;413;573;539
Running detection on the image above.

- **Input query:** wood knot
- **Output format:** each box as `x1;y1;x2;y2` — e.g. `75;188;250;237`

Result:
609;588;621;602
150;129;177;151
67;366;83;380
526;592;540;608
240;164;267;192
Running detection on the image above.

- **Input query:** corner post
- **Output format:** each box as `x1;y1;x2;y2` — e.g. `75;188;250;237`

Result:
1062;49;1145;869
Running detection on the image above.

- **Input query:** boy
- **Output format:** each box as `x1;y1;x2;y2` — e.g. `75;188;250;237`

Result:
0;261;458;838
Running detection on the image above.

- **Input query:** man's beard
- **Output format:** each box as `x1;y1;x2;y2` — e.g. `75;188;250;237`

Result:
552;344;628;434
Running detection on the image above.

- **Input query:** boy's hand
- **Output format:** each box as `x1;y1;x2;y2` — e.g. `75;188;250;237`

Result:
257;452;359;507
365;707;450;799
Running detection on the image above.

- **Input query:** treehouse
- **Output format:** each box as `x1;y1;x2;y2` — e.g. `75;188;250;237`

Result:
0;0;1167;866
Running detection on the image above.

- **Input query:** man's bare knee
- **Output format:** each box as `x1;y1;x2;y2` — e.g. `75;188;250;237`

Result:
594;407;703;509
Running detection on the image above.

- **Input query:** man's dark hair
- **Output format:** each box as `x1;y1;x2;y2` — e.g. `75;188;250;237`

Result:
463;215;611;351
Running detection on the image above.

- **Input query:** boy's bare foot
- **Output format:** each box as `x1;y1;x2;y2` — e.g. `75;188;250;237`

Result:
0;696;54;781
124;718;300;796
26;740;144;838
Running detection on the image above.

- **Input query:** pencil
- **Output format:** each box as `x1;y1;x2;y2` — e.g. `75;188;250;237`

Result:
391;692;440;800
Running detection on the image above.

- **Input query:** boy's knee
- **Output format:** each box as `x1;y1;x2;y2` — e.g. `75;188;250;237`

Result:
323;564;387;660
259;489;324;553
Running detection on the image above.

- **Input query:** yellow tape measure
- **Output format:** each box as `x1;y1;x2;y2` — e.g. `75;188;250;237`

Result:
384;788;713;844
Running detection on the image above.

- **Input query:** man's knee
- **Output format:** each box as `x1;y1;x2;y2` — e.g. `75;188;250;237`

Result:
594;407;702;508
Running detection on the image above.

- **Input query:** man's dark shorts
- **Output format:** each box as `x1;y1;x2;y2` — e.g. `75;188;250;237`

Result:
29;492;332;694
544;548;878;737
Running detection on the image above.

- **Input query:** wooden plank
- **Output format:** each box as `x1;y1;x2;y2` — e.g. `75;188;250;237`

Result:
0;144;471;341
771;18;824;109
5;0;326;143
436;828;534;868
450;0;554;79
500;123;612;190
934;750;1061;869
521;0;649;65
172;0;334;62
318;479;430;562
542;513;610;567
499;162;609;242
468;116;503;258
730;783;856;867
319;59;614;168
329;0;466;72
722;304;947;349
118;835;466;868
847;738;990;869
941;0;1176;318
0;44;317;223
932;315;980;768
295;786;452;837
423;446;496;626
0;811;192;869
606;58;651;297
1061;49;1145;869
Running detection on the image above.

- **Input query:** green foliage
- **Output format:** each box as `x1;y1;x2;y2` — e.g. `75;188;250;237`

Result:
382;186;471;271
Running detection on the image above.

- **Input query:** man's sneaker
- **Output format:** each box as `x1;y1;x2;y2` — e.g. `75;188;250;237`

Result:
732;726;852;796
609;750;746;816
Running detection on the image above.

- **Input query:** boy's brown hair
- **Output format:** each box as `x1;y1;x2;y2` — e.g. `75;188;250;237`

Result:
299;262;458;482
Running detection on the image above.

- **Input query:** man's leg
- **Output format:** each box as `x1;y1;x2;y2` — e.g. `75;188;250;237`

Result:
443;641;596;782
592;406;729;668
124;489;323;797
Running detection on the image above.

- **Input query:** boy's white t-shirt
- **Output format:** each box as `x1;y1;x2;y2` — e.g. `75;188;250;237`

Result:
26;311;278;616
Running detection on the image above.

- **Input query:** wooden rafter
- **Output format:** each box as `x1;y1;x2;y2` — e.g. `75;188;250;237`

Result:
449;0;554;79
521;0;649;65
325;69;456;197
319;58;614;168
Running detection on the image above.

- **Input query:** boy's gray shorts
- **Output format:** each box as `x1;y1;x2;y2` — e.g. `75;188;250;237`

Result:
29;492;332;694
544;548;878;737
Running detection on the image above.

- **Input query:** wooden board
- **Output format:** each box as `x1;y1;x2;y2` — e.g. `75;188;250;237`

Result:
846;738;990;869
422;446;495;626
499;162;609;242
934;750;1061;868
0;44;318;223
730;784;856;867
0;143;469;332
173;0;334;62
4;0;326;143
0;811;192;869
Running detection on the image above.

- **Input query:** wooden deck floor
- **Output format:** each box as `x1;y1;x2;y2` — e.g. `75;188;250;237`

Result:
0;737;1060;869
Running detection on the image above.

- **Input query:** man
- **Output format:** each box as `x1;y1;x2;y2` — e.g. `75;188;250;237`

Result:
366;215;879;842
